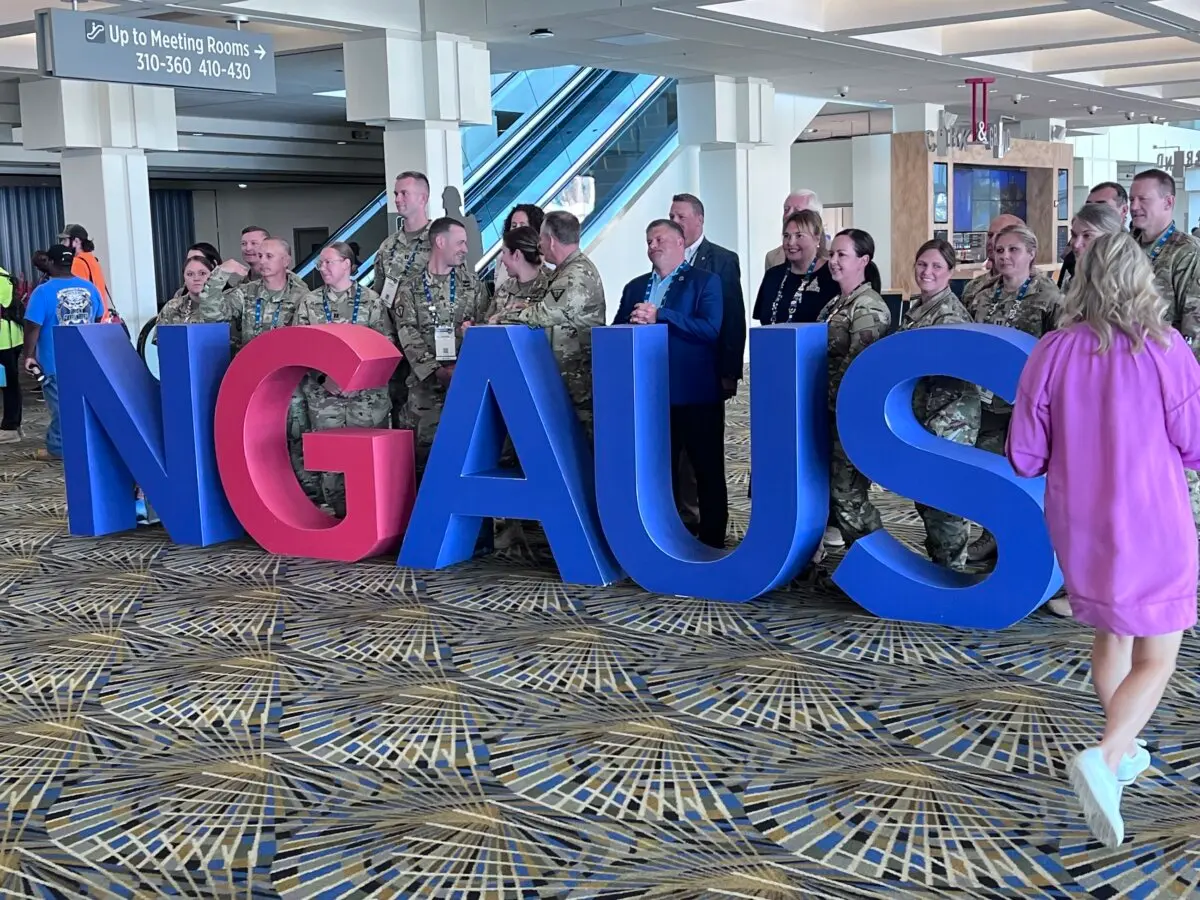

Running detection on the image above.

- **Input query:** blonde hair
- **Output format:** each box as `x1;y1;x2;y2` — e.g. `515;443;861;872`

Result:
1059;231;1170;353
996;223;1038;276
1073;202;1125;235
785;208;829;257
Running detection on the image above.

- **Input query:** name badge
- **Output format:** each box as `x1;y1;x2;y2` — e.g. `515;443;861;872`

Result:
381;277;398;305
434;325;457;362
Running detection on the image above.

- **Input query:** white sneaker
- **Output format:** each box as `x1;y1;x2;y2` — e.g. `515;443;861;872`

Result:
823;526;845;548
1047;596;1073;618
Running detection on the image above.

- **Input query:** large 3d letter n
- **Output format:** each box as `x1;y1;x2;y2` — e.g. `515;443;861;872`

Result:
56;323;240;545
833;324;1062;628
398;326;620;585
592;324;828;601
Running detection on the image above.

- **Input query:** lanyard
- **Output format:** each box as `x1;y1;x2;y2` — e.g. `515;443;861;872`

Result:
1149;224;1176;262
390;236;423;278
645;262;689;307
253;294;282;331
322;284;361;325
424;269;457;325
770;257;818;323
991;276;1031;325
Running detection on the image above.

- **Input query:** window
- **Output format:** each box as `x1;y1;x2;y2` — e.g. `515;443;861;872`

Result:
1057;169;1069;221
933;162;948;224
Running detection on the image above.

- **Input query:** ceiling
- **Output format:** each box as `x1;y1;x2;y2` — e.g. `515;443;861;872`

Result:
4;0;1200;131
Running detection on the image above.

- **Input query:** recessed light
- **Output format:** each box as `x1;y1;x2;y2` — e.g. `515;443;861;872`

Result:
192;132;204;136
313;89;347;99
337;140;347;145
237;183;248;189
530;28;554;39
989;89;998;94
805;128;819;133
1047;98;1057;103
898;87;909;92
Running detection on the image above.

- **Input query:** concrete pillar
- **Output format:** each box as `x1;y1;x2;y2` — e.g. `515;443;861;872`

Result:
343;30;491;222
893;103;943;133
851;134;893;290
678;77;824;331
20;78;177;340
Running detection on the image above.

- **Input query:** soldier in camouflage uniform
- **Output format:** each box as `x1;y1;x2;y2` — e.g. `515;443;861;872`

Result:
959;214;1024;310
372;172;435;428
197;238;319;499
1130;168;1200;525
968;224;1063;562
158;251;220;328
392;217;490;479
905;240;982;569
819;229;892;547
492;217;605;440
295;242;396;516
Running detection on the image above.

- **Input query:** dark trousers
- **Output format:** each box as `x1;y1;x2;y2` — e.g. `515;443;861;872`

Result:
0;346;20;431
670;402;728;548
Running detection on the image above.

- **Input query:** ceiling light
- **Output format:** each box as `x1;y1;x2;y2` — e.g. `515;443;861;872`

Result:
805;128;819;133
313;89;346;99
337;140;347;145
530;28;554;39
898;87;909;92
192;132;203;136
237;183;248;189
1047;98;1057;103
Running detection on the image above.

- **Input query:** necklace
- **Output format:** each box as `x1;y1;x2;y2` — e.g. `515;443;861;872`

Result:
770;257;818;323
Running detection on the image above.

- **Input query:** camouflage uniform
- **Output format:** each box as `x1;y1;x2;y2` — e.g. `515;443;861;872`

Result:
970;272;1062;454
198;268;319;498
1142;225;1200;524
818;283;891;544
157;293;204;327
959;271;997;313
900;287;982;569
495;251;605;440
294;284;396;516
393;266;490;478
373;224;433;428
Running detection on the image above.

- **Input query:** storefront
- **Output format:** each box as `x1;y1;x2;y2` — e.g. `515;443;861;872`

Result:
891;132;1074;294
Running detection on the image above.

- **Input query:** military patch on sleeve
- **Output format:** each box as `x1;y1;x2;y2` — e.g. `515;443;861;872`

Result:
550;287;566;301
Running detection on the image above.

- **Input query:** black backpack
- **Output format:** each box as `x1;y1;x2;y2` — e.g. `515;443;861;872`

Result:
0;268;23;324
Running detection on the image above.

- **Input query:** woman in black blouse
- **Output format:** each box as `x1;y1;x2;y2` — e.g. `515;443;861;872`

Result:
753;209;839;325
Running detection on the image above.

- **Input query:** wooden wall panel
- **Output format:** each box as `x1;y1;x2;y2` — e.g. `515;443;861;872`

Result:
890;132;932;295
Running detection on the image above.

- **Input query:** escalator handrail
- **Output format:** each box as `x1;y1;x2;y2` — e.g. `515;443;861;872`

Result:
474;75;672;273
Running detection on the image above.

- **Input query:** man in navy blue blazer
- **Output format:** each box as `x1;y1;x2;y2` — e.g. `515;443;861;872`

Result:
612;219;728;549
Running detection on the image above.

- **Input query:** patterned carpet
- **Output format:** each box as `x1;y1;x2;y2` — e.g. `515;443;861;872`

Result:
1;384;1199;898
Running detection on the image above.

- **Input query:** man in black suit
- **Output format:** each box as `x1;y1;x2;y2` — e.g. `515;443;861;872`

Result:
668;193;745;532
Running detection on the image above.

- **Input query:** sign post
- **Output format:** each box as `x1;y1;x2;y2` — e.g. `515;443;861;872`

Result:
35;9;277;95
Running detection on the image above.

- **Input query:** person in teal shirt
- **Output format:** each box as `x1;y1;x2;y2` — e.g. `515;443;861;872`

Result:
22;245;103;460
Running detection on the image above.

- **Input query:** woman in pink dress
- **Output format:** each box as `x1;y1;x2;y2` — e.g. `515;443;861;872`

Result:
1007;231;1200;849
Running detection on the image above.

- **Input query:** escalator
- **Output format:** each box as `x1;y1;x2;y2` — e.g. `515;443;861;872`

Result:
139;67;681;373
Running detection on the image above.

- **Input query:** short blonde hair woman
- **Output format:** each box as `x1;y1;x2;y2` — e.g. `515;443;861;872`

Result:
1059;230;1170;353
1007;229;1200;847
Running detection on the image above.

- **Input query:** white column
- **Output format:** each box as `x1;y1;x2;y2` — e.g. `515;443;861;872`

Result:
20;78;176;341
851;134;893;290
892;103;943;133
343;30;490;221
678;77;824;334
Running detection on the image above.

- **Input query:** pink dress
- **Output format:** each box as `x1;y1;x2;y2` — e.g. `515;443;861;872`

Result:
1007;323;1200;636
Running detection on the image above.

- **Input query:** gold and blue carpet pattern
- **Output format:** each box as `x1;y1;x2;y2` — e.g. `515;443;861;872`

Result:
0;390;1198;897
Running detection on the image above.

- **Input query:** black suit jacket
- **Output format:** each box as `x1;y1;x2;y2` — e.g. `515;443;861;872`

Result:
691;238;746;393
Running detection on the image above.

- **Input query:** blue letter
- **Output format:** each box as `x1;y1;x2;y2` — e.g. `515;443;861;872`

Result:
398;326;620;586
592;324;827;601
833;324;1061;628
56;323;241;545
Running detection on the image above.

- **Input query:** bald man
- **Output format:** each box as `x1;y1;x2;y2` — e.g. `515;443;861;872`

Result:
960;214;1024;315
765;191;821;270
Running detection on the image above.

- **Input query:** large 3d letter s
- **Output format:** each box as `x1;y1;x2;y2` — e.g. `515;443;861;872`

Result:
833;324;1062;628
56;323;240;545
214;324;412;561
398;326;620;585
592;324;828;601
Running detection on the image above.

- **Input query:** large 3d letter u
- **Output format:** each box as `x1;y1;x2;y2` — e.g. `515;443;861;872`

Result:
592;324;828;601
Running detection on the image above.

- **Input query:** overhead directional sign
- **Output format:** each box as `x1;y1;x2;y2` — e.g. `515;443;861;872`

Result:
35;9;276;95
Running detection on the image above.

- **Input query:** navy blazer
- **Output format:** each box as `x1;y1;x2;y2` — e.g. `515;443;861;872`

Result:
613;265;724;406
691;237;746;390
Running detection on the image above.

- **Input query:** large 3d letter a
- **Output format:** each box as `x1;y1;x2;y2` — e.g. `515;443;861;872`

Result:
56;323;240;545
398;326;620;585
